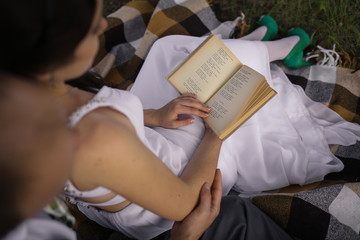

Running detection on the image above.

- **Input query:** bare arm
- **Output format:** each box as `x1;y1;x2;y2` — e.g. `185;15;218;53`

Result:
72;107;222;221
170;169;222;240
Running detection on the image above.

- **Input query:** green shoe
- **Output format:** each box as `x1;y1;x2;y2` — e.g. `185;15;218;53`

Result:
283;27;312;68
258;15;278;41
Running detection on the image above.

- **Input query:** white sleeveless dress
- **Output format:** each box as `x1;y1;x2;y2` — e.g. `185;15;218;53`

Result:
64;35;360;239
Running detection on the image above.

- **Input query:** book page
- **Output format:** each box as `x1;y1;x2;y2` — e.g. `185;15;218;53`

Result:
220;85;276;139
205;65;265;137
166;35;242;103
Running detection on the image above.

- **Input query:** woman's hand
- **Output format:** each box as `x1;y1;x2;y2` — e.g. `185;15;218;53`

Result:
144;94;211;128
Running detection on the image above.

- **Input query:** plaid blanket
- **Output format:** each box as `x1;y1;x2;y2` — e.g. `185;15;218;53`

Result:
248;64;360;240
70;0;360;239
92;0;240;90
250;181;360;240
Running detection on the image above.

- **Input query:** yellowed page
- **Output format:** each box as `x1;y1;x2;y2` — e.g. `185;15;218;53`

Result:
205;65;265;137
220;89;276;140
240;82;274;114
166;34;242;103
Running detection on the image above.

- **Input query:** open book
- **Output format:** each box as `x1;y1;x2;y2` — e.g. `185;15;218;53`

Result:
166;34;276;140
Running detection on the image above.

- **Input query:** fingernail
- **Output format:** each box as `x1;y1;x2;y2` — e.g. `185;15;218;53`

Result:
204;183;210;190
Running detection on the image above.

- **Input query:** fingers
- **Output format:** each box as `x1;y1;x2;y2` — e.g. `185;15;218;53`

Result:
197;169;222;217
170;117;195;128
173;96;210;118
178;93;198;99
198;182;212;213
210;169;222;217
158;94;211;128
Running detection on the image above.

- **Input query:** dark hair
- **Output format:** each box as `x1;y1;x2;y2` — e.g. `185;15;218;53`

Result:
0;0;96;76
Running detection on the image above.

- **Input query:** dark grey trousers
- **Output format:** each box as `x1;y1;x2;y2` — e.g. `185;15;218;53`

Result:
153;196;292;240
74;196;292;240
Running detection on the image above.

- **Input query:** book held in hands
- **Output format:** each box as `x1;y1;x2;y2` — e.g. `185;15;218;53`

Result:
166;34;276;140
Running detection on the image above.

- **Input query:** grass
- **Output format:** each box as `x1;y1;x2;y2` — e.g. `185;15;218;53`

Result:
103;0;360;68
103;0;129;15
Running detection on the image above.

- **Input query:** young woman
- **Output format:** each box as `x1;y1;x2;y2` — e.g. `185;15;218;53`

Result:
0;1;226;239
0;1;225;239
1;0;359;239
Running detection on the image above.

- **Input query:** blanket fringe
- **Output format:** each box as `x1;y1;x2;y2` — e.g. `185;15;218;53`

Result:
229;11;250;39
306;45;360;71
306;44;340;67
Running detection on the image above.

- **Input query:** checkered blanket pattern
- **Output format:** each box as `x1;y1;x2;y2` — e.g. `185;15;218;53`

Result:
92;0;238;90
73;1;360;239
251;182;360;240
249;64;360;240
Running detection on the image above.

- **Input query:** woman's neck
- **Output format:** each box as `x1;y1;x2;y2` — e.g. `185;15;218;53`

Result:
54;84;95;117
35;72;95;116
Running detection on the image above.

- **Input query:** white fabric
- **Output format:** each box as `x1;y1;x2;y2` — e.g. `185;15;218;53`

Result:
2;216;76;240
66;35;360;239
130;35;360;193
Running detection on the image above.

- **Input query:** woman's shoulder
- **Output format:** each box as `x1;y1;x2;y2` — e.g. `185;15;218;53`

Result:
70;107;141;187
69;86;143;128
76;107;137;147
